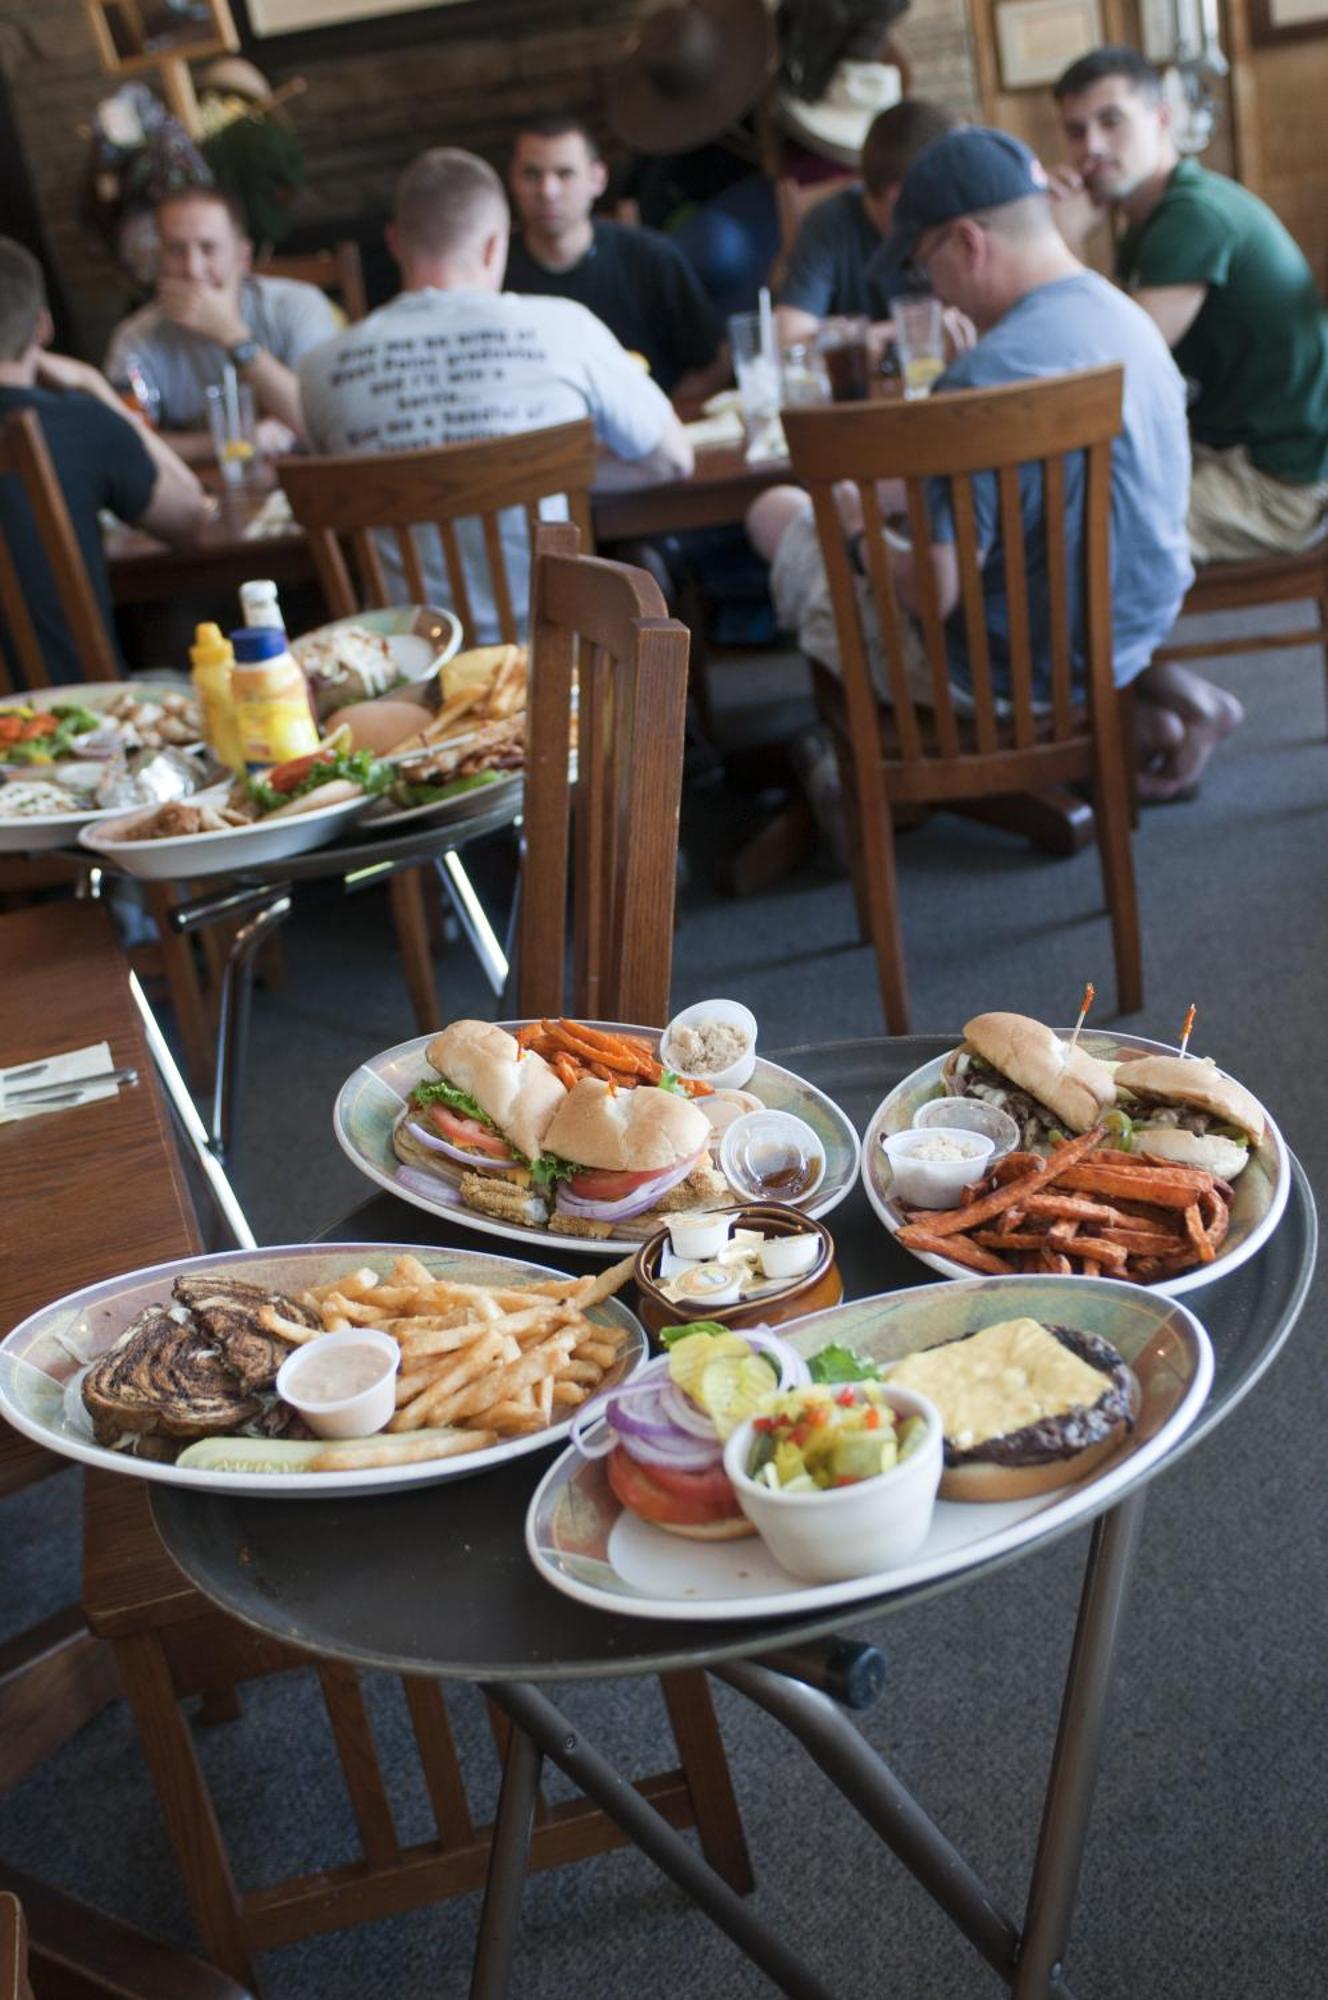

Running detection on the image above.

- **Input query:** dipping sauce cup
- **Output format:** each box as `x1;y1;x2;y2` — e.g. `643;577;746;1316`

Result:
880;1126;994;1208
276;1327;400;1440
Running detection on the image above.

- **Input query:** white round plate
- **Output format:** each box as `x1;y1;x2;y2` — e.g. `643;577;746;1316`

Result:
0;793;132;854
361;770;523;833
334;1023;862;1260
861;1031;1288;1300
78;783;376;879
0;679;206;851
526;1274;1213;1621
0;1242;646;1498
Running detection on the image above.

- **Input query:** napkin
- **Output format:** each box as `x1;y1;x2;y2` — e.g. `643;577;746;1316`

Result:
242;489;295;539
0;1042;123;1123
684;408;745;450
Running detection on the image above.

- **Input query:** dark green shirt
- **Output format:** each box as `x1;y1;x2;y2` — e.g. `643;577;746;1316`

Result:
1116;159;1328;484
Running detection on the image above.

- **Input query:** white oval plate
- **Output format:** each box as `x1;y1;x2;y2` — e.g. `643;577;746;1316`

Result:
78;783;375;879
0;1242;646;1497
0;679;207;850
293;605;464;696
860;1032;1289;1300
360;770;523;833
525;1274;1212;1621
334;1023;862;1260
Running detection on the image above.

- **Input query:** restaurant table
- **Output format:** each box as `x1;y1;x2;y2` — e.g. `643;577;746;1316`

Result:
104;445;789;606
149;1037;1315;1998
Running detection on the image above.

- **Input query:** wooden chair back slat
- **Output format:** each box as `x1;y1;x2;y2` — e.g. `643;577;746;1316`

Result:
350;526;389;607
1043;452;1075;740
278;421;597;644
403;1678;477;1849
316;1663;400;1868
481;511;519;645
996;463;1035;749
781;366;1139;1031
394;524;428;605
949;476;999;755
901;479;961;759
0;539;43;697
519;523;690;1025
436;520;475;636
306;530;358;622
258;240;368;322
0;408;120;688
0;1891;33;2000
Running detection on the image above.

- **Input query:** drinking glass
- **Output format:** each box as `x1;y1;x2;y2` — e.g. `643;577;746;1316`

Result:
894;295;946;401
816;317;872;403
205;375;260;487
111;352;160;429
728;311;781;430
780;341;830;407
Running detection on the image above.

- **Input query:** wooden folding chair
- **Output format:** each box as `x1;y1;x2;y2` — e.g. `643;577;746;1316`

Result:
782;364;1142;1032
255;240;367;323
519;520;691;1023
1151;542;1328;733
278;421;598;1032
0;409;214;1088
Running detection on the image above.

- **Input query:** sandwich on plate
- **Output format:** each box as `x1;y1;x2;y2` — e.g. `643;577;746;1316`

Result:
941;1011;1116;1151
392;1022;732;1237
1111;1054;1266;1180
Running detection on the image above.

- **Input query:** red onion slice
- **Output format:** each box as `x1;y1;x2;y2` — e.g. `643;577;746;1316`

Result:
554;1145;707;1222
660;1380;724;1439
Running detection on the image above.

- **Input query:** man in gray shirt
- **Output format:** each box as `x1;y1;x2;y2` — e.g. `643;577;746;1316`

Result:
104;188;339;463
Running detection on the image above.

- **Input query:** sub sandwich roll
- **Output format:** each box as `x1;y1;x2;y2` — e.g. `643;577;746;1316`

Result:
942;1011;1116;1149
544;1079;728;1235
889;1317;1137;1501
394;1020;567;1178
1112;1054;1265;1180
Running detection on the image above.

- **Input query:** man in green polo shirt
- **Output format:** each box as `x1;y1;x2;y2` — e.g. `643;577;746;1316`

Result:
1050;46;1328;569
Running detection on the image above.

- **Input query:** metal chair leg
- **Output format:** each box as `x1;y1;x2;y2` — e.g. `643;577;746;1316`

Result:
469;1720;543;2000
435;852;509;997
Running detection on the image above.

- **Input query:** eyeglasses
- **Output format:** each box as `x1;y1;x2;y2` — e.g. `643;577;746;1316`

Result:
912;222;960;281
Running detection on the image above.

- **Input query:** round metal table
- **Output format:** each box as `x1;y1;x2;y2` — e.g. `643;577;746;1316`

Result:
151;1037;1316;1998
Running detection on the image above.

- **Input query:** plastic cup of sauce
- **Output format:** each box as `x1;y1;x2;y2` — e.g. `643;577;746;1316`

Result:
276;1326;400;1440
880;1127;994;1208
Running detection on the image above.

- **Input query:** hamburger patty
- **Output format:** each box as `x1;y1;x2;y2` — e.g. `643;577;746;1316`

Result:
943;1325;1135;1468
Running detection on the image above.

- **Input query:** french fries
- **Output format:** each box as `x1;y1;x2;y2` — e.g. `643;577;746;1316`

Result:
293;1254;631;1452
394;645;529;754
513;1018;714;1097
896;1129;1235;1281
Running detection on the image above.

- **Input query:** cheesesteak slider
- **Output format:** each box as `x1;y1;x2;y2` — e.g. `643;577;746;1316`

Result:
1112;1054;1265;1180
942;1011;1116;1149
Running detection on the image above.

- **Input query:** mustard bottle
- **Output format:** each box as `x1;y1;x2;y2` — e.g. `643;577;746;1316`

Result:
189;622;244;771
229;627;320;771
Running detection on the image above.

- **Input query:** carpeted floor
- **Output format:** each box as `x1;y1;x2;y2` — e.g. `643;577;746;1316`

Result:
2;607;1325;1997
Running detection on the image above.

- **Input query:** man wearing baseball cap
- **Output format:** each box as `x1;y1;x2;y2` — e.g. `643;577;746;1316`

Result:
751;126;1235;801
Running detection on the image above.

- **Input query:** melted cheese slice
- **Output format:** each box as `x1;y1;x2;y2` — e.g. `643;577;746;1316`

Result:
889;1317;1110;1451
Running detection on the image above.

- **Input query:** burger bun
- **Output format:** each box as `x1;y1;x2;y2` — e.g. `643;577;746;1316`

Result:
544;1077;710;1171
1126;1125;1252;1181
1115;1054;1266;1145
333;698;433;755
939;1423;1129;1502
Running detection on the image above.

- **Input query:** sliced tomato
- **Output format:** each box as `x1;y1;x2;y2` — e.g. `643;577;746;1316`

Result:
607;1447;743;1526
566;1164;667;1202
267;750;334;795
426;1105;514;1160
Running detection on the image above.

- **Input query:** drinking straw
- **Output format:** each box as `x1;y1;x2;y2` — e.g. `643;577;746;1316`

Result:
758;286;775;369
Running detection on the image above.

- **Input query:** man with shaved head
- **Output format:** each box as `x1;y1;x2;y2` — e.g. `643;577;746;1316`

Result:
299;147;691;641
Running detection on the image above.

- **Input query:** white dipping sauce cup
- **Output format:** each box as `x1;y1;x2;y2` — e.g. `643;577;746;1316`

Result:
276;1326;401;1440
881;1126;995;1208
661;998;758;1091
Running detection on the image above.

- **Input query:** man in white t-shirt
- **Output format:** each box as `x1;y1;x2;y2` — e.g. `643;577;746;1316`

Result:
299;147;693;642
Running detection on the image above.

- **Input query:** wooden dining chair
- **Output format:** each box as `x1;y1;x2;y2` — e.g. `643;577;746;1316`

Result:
255;240;367;323
0;409;216;1088
278;421;599;1032
0;1894;32;2000
0;407;120;693
518;520;691;1023
782;364;1142;1033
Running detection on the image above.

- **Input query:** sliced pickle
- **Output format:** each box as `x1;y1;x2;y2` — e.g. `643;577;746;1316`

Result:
666;1329;750;1400
699;1353;781;1438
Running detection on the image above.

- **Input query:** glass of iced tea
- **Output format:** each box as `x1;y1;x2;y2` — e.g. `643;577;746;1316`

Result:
816;317;872;403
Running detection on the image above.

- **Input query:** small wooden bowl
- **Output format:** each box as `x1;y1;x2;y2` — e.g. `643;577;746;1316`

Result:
633;1203;841;1341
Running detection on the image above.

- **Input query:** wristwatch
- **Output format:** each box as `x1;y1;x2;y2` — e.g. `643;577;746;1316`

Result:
228;335;262;369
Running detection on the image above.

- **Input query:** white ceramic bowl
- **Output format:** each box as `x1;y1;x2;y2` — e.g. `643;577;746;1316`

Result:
661;998;759;1092
723;1385;943;1583
913;1095;1020;1161
880;1127;995;1208
276;1327;400;1440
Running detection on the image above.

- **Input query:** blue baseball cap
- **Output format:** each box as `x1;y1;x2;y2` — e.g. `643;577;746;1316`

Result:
888;127;1051;259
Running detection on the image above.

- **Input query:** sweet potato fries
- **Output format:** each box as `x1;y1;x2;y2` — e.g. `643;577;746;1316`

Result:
896;1126;1233;1281
514;1018;713;1097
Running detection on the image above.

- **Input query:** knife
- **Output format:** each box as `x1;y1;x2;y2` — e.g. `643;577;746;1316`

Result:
2;1066;139;1106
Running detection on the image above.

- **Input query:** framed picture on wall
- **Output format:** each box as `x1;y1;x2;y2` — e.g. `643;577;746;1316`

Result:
244;0;460;28
995;0;1103;89
1249;0;1328;45
84;0;238;71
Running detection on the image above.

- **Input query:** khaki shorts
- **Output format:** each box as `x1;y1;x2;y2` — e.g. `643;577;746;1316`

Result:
1188;443;1328;564
769;503;950;707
